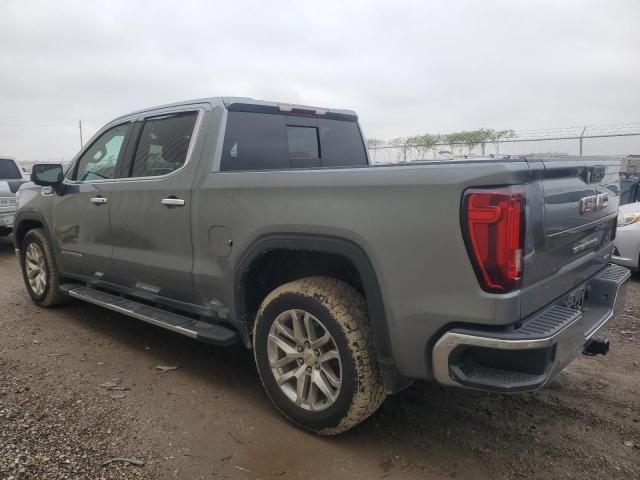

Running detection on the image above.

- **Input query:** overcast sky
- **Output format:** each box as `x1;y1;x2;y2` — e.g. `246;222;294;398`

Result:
1;0;639;161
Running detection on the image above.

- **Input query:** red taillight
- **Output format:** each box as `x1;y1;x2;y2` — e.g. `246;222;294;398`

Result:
462;186;525;293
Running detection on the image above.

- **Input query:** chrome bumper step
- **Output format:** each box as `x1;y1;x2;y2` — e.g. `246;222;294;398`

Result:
432;263;631;392
60;284;239;346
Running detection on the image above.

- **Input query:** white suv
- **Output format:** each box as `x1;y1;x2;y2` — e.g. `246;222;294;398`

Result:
0;156;25;237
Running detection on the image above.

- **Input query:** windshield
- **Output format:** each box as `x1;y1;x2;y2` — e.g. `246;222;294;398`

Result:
0;159;22;180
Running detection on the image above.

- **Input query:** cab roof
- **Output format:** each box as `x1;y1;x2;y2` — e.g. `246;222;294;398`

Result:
121;97;357;121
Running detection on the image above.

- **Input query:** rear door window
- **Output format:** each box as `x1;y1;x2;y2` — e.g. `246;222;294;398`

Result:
221;111;367;171
130;111;198;178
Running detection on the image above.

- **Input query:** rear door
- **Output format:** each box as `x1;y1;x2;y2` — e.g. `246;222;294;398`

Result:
520;157;620;317
108;107;204;303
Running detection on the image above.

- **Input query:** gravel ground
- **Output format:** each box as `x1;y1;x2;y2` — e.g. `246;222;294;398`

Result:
0;236;638;480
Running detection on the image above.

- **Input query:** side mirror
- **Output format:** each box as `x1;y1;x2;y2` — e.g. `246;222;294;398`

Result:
31;163;64;187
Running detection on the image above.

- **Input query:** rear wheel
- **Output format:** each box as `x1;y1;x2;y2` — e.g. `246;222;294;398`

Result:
253;276;386;435
20;228;68;307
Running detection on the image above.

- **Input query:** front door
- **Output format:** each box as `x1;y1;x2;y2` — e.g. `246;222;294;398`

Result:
53;122;134;279
108;109;202;303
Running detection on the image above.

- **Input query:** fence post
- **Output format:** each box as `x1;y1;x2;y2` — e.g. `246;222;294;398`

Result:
481;142;486;156
579;126;587;155
403;145;407;162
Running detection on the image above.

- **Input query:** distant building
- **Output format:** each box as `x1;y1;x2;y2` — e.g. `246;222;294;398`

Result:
620;155;640;175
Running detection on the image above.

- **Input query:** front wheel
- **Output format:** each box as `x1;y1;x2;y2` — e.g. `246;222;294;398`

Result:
20;228;68;307
253;276;386;435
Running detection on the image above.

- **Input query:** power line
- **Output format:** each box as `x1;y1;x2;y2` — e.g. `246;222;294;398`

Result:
0;123;77;128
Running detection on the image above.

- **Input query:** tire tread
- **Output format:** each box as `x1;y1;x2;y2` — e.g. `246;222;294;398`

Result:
21;228;68;307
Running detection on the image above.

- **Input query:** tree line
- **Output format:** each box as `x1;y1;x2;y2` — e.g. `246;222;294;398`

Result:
366;128;516;156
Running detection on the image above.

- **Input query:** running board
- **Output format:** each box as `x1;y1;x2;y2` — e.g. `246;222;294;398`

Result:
60;284;239;346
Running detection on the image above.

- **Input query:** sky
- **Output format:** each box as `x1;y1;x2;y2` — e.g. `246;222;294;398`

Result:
1;0;639;161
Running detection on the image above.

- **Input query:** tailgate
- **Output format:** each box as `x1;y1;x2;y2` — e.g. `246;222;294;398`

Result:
520;157;620;318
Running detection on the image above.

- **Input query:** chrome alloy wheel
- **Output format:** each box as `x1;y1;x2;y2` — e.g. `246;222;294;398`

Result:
25;243;47;297
267;309;342;411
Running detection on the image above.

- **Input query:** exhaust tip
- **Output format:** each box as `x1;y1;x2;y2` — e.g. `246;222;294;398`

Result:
583;337;610;356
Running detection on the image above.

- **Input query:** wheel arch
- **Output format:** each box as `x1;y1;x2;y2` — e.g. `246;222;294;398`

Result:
13;212;50;249
233;233;405;391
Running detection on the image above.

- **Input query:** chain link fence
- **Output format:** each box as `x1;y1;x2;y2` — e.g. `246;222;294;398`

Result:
3;122;640;168
367;126;640;165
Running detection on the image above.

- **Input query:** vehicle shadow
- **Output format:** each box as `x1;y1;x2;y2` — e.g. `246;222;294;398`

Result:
0;235;14;251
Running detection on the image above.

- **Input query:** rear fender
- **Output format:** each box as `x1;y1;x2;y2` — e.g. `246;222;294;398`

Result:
234;233;408;393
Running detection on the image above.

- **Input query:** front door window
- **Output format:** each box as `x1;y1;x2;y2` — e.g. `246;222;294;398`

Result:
71;123;132;182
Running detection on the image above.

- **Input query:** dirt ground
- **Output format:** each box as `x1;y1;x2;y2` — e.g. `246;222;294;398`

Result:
0;237;638;480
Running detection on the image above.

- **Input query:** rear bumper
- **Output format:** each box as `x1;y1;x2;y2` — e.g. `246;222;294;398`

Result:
432;263;630;392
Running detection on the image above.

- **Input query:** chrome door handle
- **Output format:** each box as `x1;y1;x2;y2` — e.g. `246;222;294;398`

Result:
90;197;108;205
161;197;185;207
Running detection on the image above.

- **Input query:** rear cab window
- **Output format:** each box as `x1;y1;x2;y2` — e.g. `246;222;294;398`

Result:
287;126;320;159
221;110;367;171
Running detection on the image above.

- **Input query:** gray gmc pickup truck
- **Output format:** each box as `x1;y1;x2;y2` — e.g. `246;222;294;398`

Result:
14;97;630;434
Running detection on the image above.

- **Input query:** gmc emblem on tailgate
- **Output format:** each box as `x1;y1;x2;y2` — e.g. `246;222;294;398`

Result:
579;193;608;214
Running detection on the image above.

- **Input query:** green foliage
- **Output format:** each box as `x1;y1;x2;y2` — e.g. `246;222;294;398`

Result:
365;138;386;148
404;134;440;158
388;137;408;147
367;128;516;154
405;134;440;148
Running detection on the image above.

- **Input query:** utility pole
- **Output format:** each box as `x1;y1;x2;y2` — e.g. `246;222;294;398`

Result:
79;120;84;148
